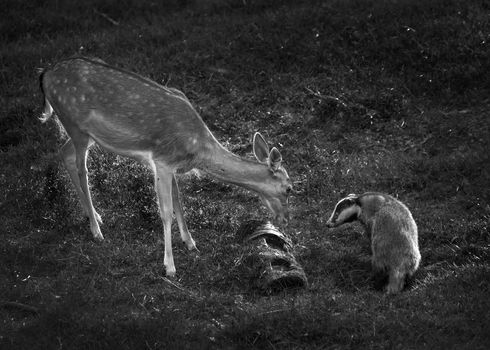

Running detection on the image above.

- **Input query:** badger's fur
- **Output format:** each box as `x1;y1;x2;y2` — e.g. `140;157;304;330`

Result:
326;192;421;294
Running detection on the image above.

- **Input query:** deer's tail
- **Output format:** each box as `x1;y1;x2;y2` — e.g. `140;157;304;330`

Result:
38;68;54;123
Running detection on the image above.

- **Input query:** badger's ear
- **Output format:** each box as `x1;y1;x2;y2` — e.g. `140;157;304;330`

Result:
253;132;269;163
346;193;358;202
269;147;282;170
353;195;361;205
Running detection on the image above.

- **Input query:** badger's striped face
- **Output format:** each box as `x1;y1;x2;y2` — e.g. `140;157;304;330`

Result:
326;195;361;228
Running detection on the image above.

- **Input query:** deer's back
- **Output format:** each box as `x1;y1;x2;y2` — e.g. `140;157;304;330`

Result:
43;57;216;167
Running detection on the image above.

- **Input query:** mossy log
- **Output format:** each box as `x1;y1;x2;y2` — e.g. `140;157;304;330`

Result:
236;220;307;293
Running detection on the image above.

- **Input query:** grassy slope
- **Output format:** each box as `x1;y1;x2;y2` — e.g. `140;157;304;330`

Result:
1;0;489;348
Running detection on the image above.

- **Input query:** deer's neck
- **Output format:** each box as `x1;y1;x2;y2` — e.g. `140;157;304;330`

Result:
200;144;270;193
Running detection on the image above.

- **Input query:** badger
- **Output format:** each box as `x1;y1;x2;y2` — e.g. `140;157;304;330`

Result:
326;192;421;294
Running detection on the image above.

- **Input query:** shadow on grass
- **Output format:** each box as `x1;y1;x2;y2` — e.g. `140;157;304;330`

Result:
327;254;374;293
1;303;216;350
220;265;490;350
329;254;444;294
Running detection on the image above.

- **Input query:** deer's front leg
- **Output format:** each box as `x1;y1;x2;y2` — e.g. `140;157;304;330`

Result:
153;161;176;277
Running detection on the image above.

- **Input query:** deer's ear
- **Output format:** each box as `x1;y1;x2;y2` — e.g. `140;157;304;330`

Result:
253;132;269;163
269;147;282;170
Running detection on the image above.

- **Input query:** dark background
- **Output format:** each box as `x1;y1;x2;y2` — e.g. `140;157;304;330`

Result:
1;0;489;348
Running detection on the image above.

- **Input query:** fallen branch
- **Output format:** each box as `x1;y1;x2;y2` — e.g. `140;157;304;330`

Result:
159;277;202;300
401;135;431;152
94;9;119;26
1;301;39;314
305;87;348;108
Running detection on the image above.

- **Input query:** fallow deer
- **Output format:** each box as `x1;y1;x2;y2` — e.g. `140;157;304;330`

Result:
40;57;292;277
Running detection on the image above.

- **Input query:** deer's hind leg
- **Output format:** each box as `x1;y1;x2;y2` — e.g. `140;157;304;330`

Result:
153;160;176;277
61;139;103;225
61;134;103;241
172;175;197;252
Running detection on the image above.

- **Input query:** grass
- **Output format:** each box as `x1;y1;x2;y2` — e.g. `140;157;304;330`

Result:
1;0;489;348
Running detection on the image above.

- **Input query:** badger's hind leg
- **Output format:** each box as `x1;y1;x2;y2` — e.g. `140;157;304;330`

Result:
386;268;405;294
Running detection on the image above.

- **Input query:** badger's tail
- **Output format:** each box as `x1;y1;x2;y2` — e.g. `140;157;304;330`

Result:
38;68;54;123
